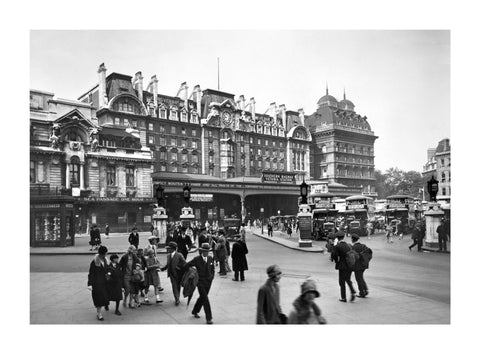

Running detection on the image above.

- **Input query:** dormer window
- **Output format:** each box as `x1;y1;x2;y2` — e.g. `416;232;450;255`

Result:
191;112;198;124
160;107;167;119
181;110;188;122
170;107;178;121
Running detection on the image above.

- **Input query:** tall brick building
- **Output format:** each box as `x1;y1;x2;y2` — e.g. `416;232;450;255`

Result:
305;88;378;197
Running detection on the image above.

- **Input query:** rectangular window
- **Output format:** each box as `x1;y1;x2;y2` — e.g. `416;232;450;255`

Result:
148;123;153;131
182;127;186;135
191;114;198;124
181;139;187;147
192;155;199;163
160;164;166;172
171;153;178;161
209;155;214;163
181;111;188;122
250;160;254;167
181;154;188;163
192;129;197;137
132;120;137;128
182;165;188;173
30;161;36;183
169;137;175;146
170;110;178;121
148;136;154;144
115;117;120;125
208;142;213;150
160;151;166;160
258;138;261;145
257;160;262;168
160;109;167;119
209;167;214;176
241;157;245;166
106;166;116;186
171;126;176;134
124;119;129;126
159;137;166;146
171;165;178;172
250;137;253;144
192;166;199;174
159;125;165;133
280;142;284;148
240;145;245;154
126;166;135;187
191;140;198;149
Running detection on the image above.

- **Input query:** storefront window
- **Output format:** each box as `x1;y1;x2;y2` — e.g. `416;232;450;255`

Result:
34;212;61;241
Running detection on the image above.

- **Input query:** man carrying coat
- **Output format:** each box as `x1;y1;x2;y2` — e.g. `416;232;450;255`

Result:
161;241;186;306
184;243;215;324
231;235;248;281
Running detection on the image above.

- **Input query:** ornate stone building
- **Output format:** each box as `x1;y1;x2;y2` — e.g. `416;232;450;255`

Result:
30;88;154;245
305;88;378;197
77;64;312;220
422;138;450;197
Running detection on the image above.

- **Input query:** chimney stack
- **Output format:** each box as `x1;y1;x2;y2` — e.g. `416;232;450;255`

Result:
97;63;107;108
133;71;144;103
279;104;286;127
150;75;158;108
249;97;256;120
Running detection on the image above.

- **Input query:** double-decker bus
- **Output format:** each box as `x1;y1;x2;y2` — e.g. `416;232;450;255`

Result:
385;194;416;234
343;195;374;236
309;192;338;240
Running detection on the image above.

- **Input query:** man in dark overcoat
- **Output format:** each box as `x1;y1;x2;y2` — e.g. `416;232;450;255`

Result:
409;222;425;252
184;243;215;324
161;241;187;306
231;235;248;281
351;234;369;298
330;233;357;302
128;228;139;249
176;228;192;260
437;218;449;252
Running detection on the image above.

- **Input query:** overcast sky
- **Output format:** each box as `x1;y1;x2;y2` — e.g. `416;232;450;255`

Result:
30;30;450;173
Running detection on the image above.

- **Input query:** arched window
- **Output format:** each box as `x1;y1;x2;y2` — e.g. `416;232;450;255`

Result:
69;156;81;186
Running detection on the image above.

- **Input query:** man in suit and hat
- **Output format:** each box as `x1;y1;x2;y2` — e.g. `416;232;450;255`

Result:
330;233;357;302
185;243;215;324
161;241;186;306
256;264;286;324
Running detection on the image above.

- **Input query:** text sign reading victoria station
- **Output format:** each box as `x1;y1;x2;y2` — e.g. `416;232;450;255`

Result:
261;172;296;184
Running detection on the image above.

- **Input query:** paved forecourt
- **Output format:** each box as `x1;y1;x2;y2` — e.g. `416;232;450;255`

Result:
30;229;449;324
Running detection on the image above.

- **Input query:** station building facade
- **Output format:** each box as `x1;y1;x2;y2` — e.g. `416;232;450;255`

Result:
30;89;154;245
30;63;379;242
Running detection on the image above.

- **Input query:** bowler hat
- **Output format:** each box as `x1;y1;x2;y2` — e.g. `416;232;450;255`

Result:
166;241;178;249
351;234;360;242
98;245;108;255
148;235;156;241
199;243;212;252
301;279;320;298
266;264;282;278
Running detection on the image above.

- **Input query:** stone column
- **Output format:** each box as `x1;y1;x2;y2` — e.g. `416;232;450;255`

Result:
65;163;70;189
424;203;444;249
80;163;85;190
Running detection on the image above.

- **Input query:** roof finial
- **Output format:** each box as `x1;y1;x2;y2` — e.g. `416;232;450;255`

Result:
326;83;329;95
343;88;346;100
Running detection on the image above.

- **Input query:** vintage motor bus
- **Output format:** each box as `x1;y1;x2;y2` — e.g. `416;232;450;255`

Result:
344;195;374;236
309;192;338;240
385;195;416;234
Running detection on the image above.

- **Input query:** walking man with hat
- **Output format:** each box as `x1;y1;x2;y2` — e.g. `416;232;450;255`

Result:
185;243;215;324
161;241;186;306
330;233;357;302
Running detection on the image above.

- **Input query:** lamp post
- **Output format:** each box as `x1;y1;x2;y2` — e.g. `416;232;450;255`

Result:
260;207;264;234
155;184;165;207
300;179;308;204
427;176;439;202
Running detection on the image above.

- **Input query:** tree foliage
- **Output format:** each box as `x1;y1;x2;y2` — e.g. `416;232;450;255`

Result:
375;168;427;199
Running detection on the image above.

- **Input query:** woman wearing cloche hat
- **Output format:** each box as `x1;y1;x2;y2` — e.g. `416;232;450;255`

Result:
288;279;327;324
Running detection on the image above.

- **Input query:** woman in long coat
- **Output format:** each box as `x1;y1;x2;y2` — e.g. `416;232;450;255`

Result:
87;245;110;321
231;235;248;281
106;254;123;316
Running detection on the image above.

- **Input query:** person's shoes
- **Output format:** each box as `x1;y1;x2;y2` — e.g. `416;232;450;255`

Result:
339;298;347;303
219;273;227;276
241;279;245;281
156;299;163;304
115;310;122;316
97;314;104;321
175;300;180;306
232;278;239;281
192;311;200;318
158;287;164;292
206;320;214;325
408;247;412;251
364;291;369;297
350;294;356;302
105;305;109;311
144;297;149;303
357;293;366;298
